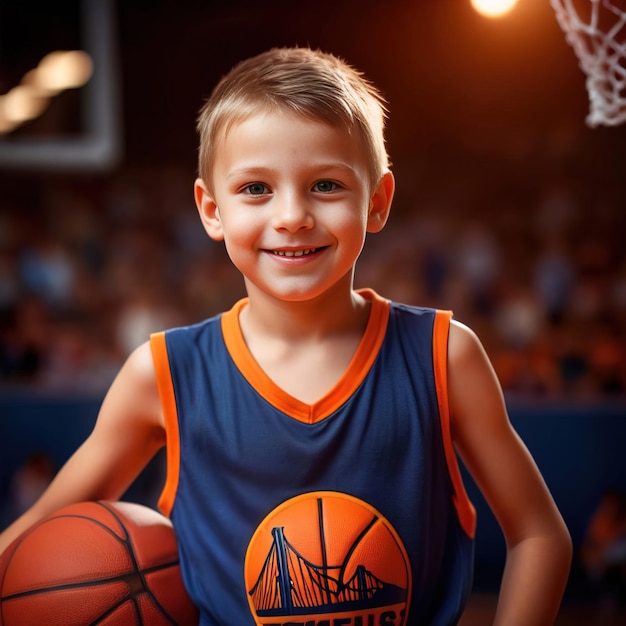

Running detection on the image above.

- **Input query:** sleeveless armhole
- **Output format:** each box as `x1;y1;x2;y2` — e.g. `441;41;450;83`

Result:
150;331;180;517
433;311;477;539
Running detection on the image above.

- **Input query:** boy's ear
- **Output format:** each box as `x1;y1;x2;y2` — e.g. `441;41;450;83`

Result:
367;170;395;233
194;177;224;241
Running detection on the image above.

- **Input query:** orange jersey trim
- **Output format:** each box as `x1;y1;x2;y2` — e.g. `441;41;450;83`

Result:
150;331;180;517
221;289;390;424
433;311;477;539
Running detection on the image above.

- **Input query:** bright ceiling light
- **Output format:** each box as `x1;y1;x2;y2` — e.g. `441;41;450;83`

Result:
0;49;93;134
471;0;519;18
3;85;50;123
0;98;20;134
36;50;94;93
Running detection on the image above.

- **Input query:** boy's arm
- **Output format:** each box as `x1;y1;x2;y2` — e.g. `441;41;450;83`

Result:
448;320;572;626
0;341;165;555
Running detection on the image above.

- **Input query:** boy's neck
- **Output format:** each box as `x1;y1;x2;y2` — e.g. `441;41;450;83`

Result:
236;283;373;405
240;282;370;344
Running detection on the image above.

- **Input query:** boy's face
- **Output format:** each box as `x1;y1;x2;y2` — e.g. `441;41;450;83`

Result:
195;110;393;304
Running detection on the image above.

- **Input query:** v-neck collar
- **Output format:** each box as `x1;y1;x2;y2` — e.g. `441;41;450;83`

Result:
220;289;390;424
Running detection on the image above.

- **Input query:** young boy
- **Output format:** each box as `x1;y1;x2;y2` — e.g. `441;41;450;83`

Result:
0;47;571;625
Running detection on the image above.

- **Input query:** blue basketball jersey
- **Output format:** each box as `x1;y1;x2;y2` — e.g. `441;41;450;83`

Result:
150;289;475;626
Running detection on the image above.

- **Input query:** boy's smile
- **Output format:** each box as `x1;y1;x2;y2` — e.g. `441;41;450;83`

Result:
269;247;323;258
195;110;393;305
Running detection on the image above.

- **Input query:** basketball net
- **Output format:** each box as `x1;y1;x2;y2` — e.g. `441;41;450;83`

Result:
550;0;626;126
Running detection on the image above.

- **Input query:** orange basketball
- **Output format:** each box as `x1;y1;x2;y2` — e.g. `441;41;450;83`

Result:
0;501;198;626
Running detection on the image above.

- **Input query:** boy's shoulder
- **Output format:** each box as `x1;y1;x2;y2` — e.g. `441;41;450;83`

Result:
389;299;441;316
385;299;452;352
387;298;449;325
155;309;227;348
360;288;442;317
165;311;224;336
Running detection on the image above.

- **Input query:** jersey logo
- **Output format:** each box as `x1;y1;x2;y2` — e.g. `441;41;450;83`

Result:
244;491;411;626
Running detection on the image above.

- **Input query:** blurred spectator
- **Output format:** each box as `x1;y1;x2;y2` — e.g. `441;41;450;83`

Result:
587;323;626;395
533;179;579;239
0;251;19;312
39;317;120;392
18;235;76;310
115;285;185;356
5;452;55;524
494;284;545;350
0;296;50;383
453;221;501;316
611;261;626;313
533;237;576;324
581;490;626;610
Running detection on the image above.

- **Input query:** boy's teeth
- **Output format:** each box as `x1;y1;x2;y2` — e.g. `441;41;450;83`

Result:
274;249;315;257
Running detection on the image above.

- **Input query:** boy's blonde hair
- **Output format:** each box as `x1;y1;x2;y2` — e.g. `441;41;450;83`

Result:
196;47;390;191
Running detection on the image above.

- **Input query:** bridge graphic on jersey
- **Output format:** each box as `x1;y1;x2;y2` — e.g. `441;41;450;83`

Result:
248;501;407;617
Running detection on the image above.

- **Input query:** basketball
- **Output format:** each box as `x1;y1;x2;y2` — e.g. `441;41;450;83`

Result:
0;501;198;626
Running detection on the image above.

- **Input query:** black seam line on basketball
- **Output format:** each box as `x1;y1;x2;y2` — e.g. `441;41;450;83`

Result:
97;501;150;606
97;502;150;579
97;501;134;547
87;577;180;626
42;513;134;547
81;591;141;626
89;593;145;626
87;596;132;626
0;561;181;602
96;500;179;624
89;592;178;626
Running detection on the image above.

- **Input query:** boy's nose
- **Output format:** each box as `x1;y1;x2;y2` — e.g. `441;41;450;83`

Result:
271;193;314;232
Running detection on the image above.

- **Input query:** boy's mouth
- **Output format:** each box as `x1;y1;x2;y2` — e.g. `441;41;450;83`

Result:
271;247;322;257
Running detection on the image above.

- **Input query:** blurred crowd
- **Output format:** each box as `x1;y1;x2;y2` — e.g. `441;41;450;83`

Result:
0;161;624;400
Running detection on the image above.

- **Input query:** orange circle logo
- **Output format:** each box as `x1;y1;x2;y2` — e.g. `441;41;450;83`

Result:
244;491;411;626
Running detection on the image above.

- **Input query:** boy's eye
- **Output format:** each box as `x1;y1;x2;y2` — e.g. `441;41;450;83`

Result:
313;180;337;193
243;182;270;195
